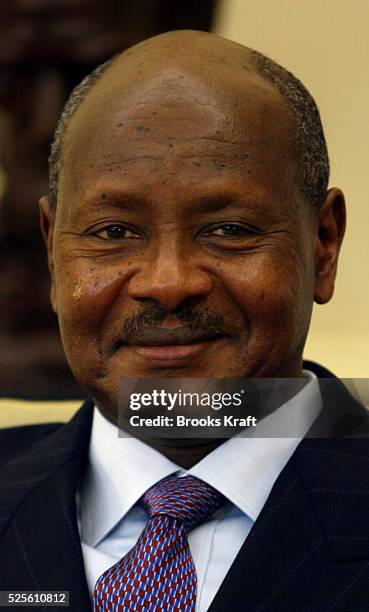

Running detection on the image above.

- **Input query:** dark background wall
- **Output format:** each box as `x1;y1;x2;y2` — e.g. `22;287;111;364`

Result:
0;0;217;398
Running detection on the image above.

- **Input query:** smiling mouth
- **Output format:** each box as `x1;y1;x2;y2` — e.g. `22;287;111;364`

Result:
117;328;226;363
132;340;224;362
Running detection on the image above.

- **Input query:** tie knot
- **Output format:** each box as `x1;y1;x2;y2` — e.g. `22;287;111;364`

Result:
140;475;226;531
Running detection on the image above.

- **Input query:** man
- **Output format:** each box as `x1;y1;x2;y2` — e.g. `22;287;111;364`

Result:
0;30;368;611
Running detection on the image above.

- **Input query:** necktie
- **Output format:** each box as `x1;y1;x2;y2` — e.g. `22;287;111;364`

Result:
94;475;226;611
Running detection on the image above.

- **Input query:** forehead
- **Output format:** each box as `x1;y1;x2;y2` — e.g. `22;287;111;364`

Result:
60;66;299;211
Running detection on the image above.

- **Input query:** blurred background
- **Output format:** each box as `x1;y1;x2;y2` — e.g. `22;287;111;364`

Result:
0;0;368;400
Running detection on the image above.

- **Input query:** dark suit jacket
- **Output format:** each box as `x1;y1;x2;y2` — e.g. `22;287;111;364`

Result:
1;363;369;611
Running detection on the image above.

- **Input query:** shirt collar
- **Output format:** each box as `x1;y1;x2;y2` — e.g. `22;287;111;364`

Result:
187;369;321;520
80;369;321;545
79;410;180;546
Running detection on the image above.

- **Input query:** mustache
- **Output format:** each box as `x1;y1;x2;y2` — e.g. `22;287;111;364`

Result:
120;303;227;345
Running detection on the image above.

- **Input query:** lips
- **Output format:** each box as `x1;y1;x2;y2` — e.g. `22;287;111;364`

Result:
118;327;226;364
123;327;225;347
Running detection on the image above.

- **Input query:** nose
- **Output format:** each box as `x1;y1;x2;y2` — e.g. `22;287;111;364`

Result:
126;235;213;312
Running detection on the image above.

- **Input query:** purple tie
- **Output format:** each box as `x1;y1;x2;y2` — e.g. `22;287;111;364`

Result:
94;475;226;611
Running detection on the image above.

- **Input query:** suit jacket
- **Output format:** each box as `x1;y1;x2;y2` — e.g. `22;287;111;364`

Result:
1;362;369;611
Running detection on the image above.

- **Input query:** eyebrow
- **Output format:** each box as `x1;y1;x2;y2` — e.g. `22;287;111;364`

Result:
81;192;147;212
190;194;263;214
82;189;268;213
183;195;230;213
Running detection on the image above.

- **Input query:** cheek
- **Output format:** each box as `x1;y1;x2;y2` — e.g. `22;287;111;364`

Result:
54;261;127;352
219;253;313;345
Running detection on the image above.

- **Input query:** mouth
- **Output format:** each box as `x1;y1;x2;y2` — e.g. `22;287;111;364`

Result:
118;328;226;365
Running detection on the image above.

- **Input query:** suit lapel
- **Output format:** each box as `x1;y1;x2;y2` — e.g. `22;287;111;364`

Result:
0;401;93;611
209;372;369;612
209;440;369;611
208;458;325;611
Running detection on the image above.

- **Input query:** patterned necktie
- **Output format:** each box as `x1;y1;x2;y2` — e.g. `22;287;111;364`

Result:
94;475;226;611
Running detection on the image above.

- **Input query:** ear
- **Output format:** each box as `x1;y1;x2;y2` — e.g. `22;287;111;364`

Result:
39;195;58;313
314;188;346;304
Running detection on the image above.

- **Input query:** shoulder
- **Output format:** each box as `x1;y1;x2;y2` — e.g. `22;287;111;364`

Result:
0;422;64;466
0;398;92;467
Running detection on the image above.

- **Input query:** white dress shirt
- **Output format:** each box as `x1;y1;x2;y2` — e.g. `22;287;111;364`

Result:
77;370;321;611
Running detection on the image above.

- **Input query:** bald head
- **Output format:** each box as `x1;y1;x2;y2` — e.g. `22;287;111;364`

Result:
49;30;329;209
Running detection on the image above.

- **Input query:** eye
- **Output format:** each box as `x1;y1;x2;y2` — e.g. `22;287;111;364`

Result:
204;223;254;238
93;224;140;241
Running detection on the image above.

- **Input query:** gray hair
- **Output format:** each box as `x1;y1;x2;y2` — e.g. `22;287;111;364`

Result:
249;49;329;207
48;48;329;209
49;56;117;210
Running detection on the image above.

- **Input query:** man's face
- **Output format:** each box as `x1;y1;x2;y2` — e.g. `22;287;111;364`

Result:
42;68;319;414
